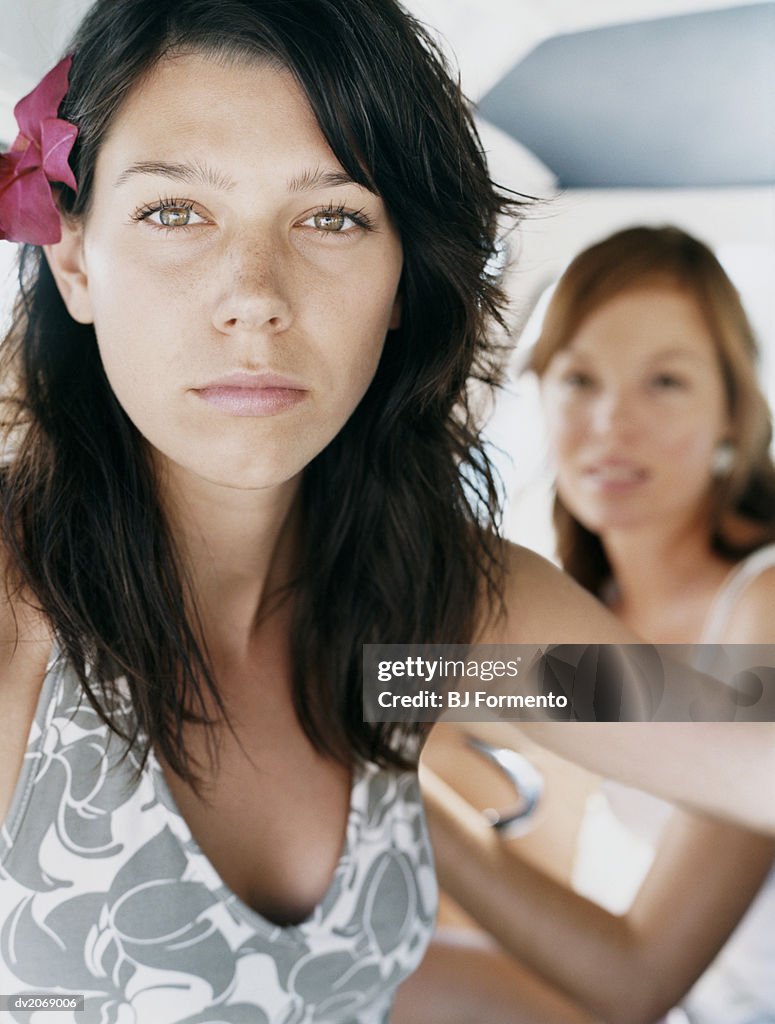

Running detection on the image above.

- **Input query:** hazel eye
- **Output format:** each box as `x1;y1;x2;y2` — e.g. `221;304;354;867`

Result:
152;204;207;229
131;199;208;231
300;206;372;235
158;206;196;227
313;210;347;231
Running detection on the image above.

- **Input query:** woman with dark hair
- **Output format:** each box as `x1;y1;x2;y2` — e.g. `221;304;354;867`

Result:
419;226;775;1024
0;1;520;1018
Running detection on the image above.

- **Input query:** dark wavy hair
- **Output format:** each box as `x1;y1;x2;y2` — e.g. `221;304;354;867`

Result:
529;225;775;596
1;0;521;786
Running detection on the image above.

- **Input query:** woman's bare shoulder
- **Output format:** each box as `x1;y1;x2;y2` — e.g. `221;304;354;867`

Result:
0;544;51;671
719;564;775;643
479;541;630;646
0;546;52;825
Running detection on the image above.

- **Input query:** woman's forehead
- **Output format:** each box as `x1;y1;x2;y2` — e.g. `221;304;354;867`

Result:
109;53;313;137
95;53;345;189
554;287;720;363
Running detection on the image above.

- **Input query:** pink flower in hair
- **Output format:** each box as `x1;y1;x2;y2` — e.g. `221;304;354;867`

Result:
0;55;78;245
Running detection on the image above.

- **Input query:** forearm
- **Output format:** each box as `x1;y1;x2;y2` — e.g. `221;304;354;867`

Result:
508;721;775;837
519;645;775;836
424;770;683;1024
391;931;602;1024
475;547;775;837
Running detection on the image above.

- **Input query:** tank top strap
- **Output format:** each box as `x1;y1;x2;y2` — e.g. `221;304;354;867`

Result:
699;543;775;644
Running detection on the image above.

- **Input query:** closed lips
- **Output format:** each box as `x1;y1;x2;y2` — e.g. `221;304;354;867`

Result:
194;371;307;391
585;463;648;482
192;372;309;416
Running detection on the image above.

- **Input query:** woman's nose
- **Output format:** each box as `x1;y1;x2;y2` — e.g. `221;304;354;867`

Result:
211;240;293;335
591;389;638;438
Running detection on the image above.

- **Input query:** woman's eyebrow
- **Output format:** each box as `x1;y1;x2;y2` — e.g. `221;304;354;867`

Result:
287;166;373;194
551;347;590;364
113;159;236;191
646;346;705;363
113;160;373;196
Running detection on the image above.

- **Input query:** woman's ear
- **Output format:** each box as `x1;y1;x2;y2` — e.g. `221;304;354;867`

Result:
43;217;94;324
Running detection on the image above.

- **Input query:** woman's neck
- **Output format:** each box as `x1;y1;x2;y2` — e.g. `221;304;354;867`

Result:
158;460;301;666
601;520;731;642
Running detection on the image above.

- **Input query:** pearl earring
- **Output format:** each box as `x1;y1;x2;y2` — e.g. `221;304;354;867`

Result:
711;440;736;477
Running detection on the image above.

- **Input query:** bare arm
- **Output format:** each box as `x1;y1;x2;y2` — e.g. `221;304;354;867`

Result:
0;554;52;827
494;719;775;836
419;545;775;1022
423;766;775;1024
473;544;775;836
392;932;602;1024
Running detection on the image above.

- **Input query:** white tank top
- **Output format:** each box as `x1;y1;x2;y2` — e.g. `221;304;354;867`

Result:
575;545;775;1024
683;544;775;1024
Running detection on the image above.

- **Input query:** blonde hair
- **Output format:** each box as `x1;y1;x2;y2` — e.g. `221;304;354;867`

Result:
529;225;775;593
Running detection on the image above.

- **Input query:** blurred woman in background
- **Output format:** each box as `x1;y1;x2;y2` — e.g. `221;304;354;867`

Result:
409;226;775;1024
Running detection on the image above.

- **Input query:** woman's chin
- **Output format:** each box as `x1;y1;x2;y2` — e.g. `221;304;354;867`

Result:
574;505;654;536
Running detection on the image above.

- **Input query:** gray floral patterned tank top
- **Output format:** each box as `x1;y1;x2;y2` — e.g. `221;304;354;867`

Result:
0;652;437;1023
